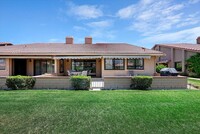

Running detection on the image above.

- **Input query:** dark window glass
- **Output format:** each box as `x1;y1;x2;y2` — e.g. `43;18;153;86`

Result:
59;59;64;73
34;60;54;75
105;59;124;70
127;59;144;70
71;60;96;74
105;59;113;70
0;59;6;70
175;62;182;71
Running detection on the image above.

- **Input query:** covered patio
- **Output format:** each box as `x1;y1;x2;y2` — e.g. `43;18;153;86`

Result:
8;55;102;77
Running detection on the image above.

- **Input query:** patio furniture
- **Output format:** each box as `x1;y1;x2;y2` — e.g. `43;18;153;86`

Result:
128;71;134;76
67;70;71;76
81;71;88;76
88;70;96;76
71;71;82;75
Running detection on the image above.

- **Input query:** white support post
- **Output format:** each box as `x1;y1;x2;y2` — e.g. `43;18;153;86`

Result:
182;50;185;73
54;59;58;74
170;48;174;68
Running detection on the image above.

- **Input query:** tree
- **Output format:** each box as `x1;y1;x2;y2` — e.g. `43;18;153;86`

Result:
156;64;167;73
186;53;200;77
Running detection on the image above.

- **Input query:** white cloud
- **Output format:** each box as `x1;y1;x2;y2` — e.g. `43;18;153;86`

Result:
86;20;112;28
117;0;199;35
67;3;103;19
189;0;200;4
48;38;62;42
73;26;88;31
117;5;136;19
139;26;200;46
90;30;116;40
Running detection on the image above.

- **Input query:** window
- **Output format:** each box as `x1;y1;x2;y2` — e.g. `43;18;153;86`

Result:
0;59;6;70
105;59;125;70
34;60;54;75
175;62;182;71
60;59;64;73
127;59;144;70
72;60;96;74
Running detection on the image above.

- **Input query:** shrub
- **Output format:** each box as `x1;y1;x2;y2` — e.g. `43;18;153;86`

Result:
70;75;91;90
6;75;36;90
186;53;200;77
156;64;167;73
130;76;153;90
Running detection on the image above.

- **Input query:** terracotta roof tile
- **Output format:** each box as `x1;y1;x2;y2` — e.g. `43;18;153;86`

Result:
154;43;200;52
0;42;13;46
0;43;163;56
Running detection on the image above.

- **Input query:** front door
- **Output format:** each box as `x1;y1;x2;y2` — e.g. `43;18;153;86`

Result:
13;59;27;75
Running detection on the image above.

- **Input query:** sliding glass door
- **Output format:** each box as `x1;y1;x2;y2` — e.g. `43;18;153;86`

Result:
34;60;54;75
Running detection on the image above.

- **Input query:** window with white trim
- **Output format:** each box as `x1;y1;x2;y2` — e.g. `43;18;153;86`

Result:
127;59;144;70
104;59;125;70
0;59;6;70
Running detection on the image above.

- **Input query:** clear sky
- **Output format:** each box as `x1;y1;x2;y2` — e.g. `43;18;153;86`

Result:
0;0;200;48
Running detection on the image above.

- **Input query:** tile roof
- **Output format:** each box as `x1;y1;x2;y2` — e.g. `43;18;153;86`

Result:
153;43;200;52
0;42;13;46
0;43;163;56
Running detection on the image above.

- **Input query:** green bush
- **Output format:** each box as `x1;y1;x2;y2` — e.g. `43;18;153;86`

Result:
187;53;200;77
70;75;91;90
156;64;167;73
130;76;153;90
6;75;36;90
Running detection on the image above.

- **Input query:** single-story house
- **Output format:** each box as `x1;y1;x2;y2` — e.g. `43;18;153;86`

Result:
0;37;188;89
0;37;164;77
152;36;200;73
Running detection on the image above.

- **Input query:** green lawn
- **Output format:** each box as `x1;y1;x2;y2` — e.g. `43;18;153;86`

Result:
188;78;200;89
1;90;200;134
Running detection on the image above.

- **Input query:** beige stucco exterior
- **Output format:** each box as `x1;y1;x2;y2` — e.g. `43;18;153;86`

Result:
0;56;158;77
0;59;12;76
101;57;156;77
154;45;198;73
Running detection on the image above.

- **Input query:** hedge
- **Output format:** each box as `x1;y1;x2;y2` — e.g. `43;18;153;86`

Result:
70;75;91;90
6;75;36;90
130;76;153;90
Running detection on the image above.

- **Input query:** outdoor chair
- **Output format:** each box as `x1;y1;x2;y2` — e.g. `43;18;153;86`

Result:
67;70;71;76
81;71;88;76
128;71;134;76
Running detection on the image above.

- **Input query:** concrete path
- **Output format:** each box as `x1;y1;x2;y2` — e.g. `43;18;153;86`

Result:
188;77;200;80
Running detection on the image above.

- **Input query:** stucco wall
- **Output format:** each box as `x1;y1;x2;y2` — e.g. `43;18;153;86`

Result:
159;47;171;61
65;59;71;75
0;59;11;76
185;51;197;60
104;76;187;89
0;76;187;90
34;77;71;89
174;49;182;62
27;59;34;76
96;59;101;77
102;57;156;77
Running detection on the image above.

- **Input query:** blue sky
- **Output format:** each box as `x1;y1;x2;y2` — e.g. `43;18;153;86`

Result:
0;0;200;48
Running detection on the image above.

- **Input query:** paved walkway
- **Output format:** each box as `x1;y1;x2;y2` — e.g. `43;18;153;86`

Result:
188;77;200;80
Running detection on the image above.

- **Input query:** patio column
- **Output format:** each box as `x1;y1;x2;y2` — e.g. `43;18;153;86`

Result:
182;50;185;73
170;48;174;68
54;59;58;74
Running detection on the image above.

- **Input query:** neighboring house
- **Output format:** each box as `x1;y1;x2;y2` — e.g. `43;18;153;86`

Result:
0;37;163;77
152;36;200;73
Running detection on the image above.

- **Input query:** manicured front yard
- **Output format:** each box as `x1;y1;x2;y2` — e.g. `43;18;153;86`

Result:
188;78;200;89
0;90;200;134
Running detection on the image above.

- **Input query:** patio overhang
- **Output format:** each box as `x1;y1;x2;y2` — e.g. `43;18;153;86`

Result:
54;56;102;59
103;55;151;59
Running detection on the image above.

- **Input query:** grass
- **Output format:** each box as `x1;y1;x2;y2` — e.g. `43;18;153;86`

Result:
1;90;200;134
188;78;200;89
